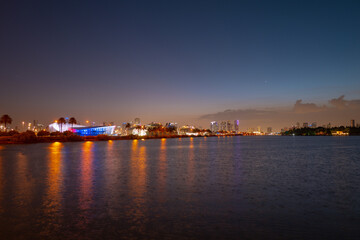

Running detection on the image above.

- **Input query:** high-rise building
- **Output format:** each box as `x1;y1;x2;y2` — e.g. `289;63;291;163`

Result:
257;126;261;132
234;120;239;132
311;122;317;128
227;121;232;132
220;121;227;131
350;119;355;128
296;122;300;129
267;127;272;134
303;122;309;128
210;121;219;132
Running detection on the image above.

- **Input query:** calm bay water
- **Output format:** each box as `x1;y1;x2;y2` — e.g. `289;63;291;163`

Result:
0;136;359;239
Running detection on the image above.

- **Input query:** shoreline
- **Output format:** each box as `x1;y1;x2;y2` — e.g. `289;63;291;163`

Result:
0;133;356;145
0;134;241;145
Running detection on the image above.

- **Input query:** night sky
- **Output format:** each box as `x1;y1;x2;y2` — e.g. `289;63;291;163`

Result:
1;0;360;130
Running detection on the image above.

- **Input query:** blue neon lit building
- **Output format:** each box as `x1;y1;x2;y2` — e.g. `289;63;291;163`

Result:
72;126;115;136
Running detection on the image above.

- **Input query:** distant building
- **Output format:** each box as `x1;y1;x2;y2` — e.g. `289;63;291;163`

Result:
267;127;272;134
234;120;239;132
227;121;232;132
210;121;219;132
220;121;227;131
296;122;300;129
311;122;317;128
350;119;355;128
303;122;309;128
257;126;261;132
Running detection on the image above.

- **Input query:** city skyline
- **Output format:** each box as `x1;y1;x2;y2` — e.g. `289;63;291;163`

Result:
1;1;360;130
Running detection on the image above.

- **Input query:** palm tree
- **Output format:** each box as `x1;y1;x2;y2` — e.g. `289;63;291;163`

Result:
69;117;77;129
57;117;66;132
0;114;12;131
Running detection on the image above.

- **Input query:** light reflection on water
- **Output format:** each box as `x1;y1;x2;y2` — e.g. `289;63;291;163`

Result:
42;142;64;234
0;137;360;239
79;141;94;212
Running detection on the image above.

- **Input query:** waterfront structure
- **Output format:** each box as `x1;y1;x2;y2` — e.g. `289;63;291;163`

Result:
72;126;115;136
49;122;85;132
331;130;349;136
178;125;198;136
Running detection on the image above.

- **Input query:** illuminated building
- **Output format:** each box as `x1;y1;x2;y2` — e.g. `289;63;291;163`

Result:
179;125;198;136
71;126;115;136
49;122;85;132
331;131;349;136
267;127;272;134
132;128;148;136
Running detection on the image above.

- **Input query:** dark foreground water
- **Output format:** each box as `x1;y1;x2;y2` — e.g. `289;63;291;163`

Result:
0;136;360;239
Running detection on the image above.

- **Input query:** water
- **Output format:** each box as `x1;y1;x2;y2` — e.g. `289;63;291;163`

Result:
0;136;359;239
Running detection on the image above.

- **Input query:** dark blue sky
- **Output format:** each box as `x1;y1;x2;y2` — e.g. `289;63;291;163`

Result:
1;0;360;129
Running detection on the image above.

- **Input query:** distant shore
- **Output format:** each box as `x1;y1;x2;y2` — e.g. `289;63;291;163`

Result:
1;133;358;145
0;134;245;145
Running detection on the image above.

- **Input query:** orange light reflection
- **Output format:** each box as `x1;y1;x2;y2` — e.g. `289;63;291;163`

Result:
128;140;147;232
80;141;94;211
44;142;64;231
158;138;167;201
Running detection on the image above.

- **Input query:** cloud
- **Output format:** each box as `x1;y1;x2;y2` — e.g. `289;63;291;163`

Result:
329;95;360;109
293;99;327;113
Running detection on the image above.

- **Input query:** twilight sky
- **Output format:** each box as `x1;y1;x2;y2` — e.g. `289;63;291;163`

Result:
1;0;360;130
